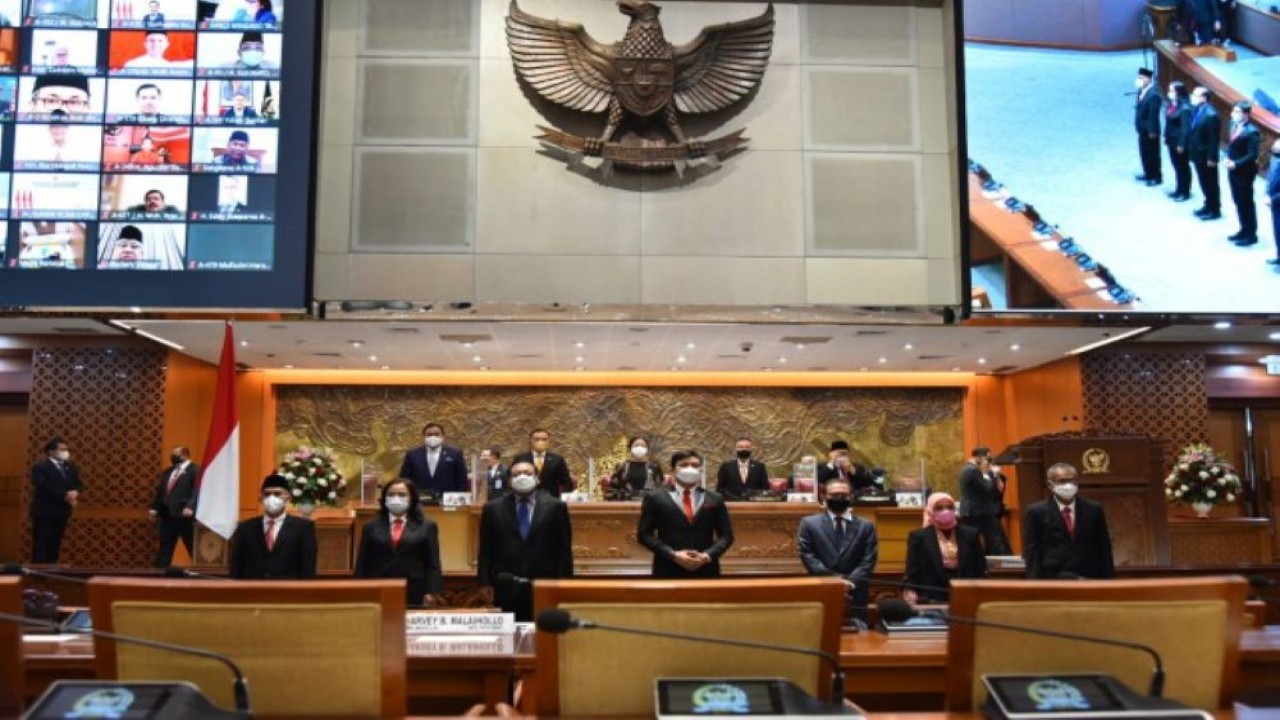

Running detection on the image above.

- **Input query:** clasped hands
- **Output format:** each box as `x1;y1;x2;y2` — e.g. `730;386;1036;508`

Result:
672;549;712;571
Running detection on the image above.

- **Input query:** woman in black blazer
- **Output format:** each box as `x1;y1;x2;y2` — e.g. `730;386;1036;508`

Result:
904;492;988;603
354;479;443;607
606;436;664;499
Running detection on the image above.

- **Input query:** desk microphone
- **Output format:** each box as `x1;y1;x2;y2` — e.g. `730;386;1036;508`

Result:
877;598;1166;698
2;563;90;585
536;608;847;705
0;610;252;714
164;566;230;581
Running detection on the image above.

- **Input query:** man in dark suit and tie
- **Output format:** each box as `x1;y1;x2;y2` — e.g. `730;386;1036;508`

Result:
1188;86;1223;221
797;478;878;623
30;437;85;564
1224;101;1261;246
143;0;165;28
958;447;1012;555
816;440;873;492
148;445;199;568
228;474;317;579
477;460;574;620
637;450;734;578
1022;463;1115;580
1133;68;1163;185
480;446;510;498
715;437;771;500
512;428;574;497
1265;138;1280;266
399;422;470;500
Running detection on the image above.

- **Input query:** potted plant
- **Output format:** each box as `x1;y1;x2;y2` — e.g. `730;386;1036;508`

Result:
1163;443;1241;518
278;446;347;516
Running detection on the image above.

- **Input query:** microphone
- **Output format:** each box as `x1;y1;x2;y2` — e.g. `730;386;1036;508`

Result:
0;610;252;713
164;566;229;581
2;563;89;585
877;598;1166;698
536;608;847;705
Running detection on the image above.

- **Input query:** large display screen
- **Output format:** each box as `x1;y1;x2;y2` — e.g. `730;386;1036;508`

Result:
0;0;315;309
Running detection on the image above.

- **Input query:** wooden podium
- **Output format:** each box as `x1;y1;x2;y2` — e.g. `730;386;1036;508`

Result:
1013;432;1171;566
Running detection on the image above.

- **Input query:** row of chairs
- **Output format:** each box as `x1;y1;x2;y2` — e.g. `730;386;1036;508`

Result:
0;574;1250;716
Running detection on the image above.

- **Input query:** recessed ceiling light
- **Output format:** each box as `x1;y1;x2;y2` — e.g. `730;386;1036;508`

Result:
575;355;585;363
1271;332;1280;341
284;364;294;369
368;355;378;362
685;342;696;349
1010;343;1021;351
1214;321;1232;330
796;343;806;350
677;355;687;364
349;340;364;348
903;343;913;351
977;357;988;365
778;357;788;364
462;342;473;349
239;340;249;347
574;341;586;349
472;355;482;363
878;357;887;364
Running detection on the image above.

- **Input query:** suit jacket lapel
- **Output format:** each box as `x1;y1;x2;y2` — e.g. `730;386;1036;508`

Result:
925;529;946;577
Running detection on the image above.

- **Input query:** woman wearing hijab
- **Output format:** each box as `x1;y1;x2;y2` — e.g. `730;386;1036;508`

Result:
903;491;988;603
354;479;443;607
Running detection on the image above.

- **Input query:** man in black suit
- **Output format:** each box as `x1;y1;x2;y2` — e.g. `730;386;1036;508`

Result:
1224;101;1261;246
1187;0;1220;44
715;437;770;500
512;428;574;497
148;445;199;568
637;450;734;578
480;445;509;498
228;474;317;579
957;446;1011;555
816;440;874;492
30;437;85;564
1188;86;1223;220
477;461;574;620
796;478;878;622
1134;68;1163;185
142;0;165;28
1022;463;1115;580
1164;81;1193;201
398;422;470;499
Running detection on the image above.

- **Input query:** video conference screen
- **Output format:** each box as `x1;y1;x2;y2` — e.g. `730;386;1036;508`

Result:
0;0;314;309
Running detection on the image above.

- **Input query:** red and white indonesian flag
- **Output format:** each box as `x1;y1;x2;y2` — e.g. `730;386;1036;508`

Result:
196;322;240;539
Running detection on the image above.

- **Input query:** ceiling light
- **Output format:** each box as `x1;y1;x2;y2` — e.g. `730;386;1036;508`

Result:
685;342;696;349
1269;332;1280;341
239;340;248;347
129;306;142;313
977;357;988;365
878;357;887;364
903;343;914;351
284;364;294;369
575;355;586;363
677;355;687;364
368;355;378;362
349;340;364;348
462;342;473;349
1214;321;1232;330
796;343;806;350
574;341;586;349
1009;343;1021;351
479;366;490;371
778;357;788;364
1067;326;1153;355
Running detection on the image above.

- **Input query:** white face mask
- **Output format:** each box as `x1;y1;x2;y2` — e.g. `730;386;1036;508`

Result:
240;50;264;67
675;467;701;486
424;436;443;449
55;450;70;462
263;495;286;515
511;474;537;494
385;496;410;515
1052;482;1079;502
631;445;648;459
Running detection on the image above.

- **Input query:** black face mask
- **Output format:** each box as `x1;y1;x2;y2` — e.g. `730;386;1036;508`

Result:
170;454;184;465
826;497;851;514
736;450;752;460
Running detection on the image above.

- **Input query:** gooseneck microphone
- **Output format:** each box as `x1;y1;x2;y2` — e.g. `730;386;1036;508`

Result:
2;562;90;585
0;610;252;713
877;598;1166;698
536;608;847;705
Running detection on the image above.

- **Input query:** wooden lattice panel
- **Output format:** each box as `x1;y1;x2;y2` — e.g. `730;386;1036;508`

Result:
1082;351;1208;469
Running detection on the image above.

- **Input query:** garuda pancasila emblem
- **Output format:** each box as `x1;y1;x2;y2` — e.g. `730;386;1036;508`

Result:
506;0;775;170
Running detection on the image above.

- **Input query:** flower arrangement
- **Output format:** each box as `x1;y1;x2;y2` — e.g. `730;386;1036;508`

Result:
278;447;347;507
1163;443;1241;507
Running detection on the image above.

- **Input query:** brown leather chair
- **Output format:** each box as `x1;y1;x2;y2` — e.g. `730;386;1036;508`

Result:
945;576;1247;712
88;577;406;717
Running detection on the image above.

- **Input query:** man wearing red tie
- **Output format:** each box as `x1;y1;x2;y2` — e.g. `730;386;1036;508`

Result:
148;445;199;567
1021;463;1115;580
228;474;317;579
637;450;734;578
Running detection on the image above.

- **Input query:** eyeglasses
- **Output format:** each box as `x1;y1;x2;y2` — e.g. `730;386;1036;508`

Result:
33;95;89;111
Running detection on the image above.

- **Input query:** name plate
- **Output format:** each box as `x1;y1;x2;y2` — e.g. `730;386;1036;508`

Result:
786;492;817;503
405;611;516;635
410;634;516;655
441;492;473;510
560;491;591;503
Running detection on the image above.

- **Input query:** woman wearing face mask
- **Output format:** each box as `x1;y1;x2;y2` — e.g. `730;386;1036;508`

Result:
1163;81;1193;202
607;436;663;500
902;492;987;603
354;479;443;607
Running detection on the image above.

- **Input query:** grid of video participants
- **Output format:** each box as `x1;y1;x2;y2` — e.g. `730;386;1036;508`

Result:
0;0;284;272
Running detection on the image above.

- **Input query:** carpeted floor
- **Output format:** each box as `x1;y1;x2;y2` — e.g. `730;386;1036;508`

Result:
965;42;1279;312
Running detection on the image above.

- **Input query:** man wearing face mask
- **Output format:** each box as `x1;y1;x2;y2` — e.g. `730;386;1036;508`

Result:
228;474;317;579
715;437;770;501
148;445;199;568
1133;68;1163;186
222;31;277;71
1022;463;1114;580
477;461;574;620
1188;86;1222;221
30;437;85;564
1265;138;1280;267
512;428;574;497
958;447;1012;555
797;478;878;623
817;440;874;493
1224;101;1260;247
637;450;734;578
399;422;470;501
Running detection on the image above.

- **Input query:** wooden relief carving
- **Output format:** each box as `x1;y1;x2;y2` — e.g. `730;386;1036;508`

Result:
506;0;774;171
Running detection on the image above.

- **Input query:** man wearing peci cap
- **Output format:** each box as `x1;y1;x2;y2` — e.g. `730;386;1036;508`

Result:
1133;68;1163;186
217;129;259;167
817;440;874;492
223;31;277;71
1224;101;1260;246
228;474;317;579
27;74;91;118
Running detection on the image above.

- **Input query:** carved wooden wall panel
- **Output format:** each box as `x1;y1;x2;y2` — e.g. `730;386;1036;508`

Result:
276;385;964;494
23;348;167;567
1081;351;1207;469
